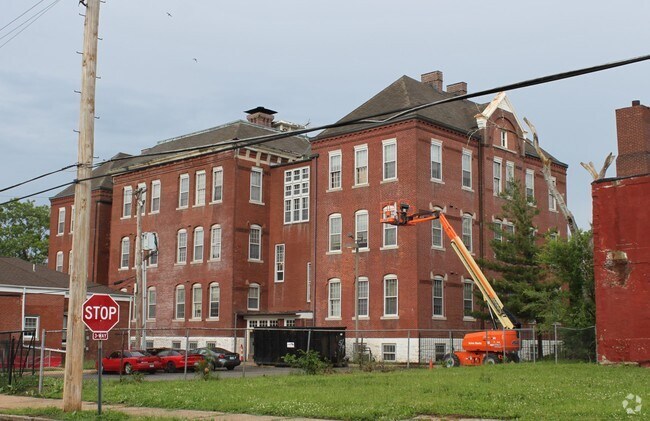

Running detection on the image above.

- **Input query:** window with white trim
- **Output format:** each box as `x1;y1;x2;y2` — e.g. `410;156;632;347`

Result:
24;316;39;339
431;140;442;181
284;167;309;223
383;222;397;248
123;187;132;217
248;283;260;310
463;279;474;317
462;150;472;189
210;225;221;260
250;167;263;203
328;214;342;252
275;244;285;282
432;209;443;249
148;233;158;266
462;214;473;252
354;145;368;186
493;158;502;195
57;208;65;235
150;180;161;213
432;276;444;317
147;287;156;319
549;176;557;211
193;227;204;262
175;285;185;319
120;237;129;269
329;150;341;190
506;161;515;192
384;275;398;317
209;282;220;318
55;251;64;272
382;139;397;181
355;210;369;249
195;170;206;206
306;262;312;303
358;277;369;317
328;279;341;318
249;225;261;261
176;229;187;263
178;174;189;208
382;343;396;361
212;167;223;202
192;284;202;319
494;219;503;242
68;250;73;274
137;182;146;215
525;169;535;203
70;205;74;233
500;129;508;148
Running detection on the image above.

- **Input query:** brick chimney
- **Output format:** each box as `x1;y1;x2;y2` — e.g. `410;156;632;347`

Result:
615;100;650;178
421;71;443;92
245;106;277;128
446;82;467;96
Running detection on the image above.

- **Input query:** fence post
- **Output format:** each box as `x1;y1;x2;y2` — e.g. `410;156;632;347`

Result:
532;326;536;364
183;329;189;380
38;329;46;394
406;330;410;369
554;323;558;365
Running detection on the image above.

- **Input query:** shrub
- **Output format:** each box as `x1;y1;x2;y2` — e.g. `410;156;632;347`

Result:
195;360;216;381
282;350;331;375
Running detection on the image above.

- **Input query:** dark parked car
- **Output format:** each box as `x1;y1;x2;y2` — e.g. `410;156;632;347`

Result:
100;350;162;374
194;347;241;370
147;348;204;372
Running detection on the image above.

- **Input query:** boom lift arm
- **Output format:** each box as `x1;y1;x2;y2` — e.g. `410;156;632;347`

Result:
380;202;516;330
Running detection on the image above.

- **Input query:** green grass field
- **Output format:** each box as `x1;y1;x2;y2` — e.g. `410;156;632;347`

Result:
4;362;649;420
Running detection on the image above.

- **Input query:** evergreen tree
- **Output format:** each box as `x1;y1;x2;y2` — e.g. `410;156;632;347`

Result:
0;200;50;263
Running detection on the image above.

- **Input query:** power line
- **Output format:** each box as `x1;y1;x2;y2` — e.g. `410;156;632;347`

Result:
0;0;62;50
0;164;78;193
0;0;48;34
1;53;649;207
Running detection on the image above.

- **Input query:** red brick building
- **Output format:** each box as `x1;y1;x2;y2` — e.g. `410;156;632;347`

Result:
593;100;650;366
48;72;568;361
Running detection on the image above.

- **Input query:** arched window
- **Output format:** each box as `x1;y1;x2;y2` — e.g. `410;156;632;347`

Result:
431;207;444;249
175;285;185;319
55;251;64;272
192;284;202;319
193;227;204;262
355;210;369;249
120;237;130;268
147;286;156;319
248;283;260;310
462;213;473;252
210;224;222;260
432;275;444;317
383;275;398;317
357;277;369;317
177;229;187;263
328;214;342;252
249;225;261;261
328;279;341;318
209;282;220;318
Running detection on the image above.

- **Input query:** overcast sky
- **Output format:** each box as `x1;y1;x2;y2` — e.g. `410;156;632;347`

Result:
1;0;648;229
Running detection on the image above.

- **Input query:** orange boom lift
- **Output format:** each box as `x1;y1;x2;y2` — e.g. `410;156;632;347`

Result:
380;202;520;366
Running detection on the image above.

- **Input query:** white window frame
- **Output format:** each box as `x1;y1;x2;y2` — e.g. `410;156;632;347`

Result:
462;214;473;253
193;227;204;262
506;161;515;193
175;285;185;320
549;176;558;212
69;205;74;233
178;174;189;209
210;224;222;261
195;170;206;206
382;138;397;181
211;167;223;203
150;180;161;213
327;279;341;319
284;166;310;224
275;244;285;283
500;129;508;148
147;286;156;320
431;208;444;249
176;229;187;264
306;262;312;303
123;187;132;218
494;219;503;242
383;275;398;318
431;140;443;182
382;343;396;361
248;225;262;262
525;169;535;203
493;158;502;196
57;207;65;235
248;283;260;310
68;250;73;274
462;149;472;190
137;182;146;216
432;276;444;318
147;233;158;266
328;150;342;190
463;279;475;320
328;214;342;253
120;237;129;269
355;210;369;250
354;144;368;186
357;276;369;318
382;222;397;249
250;167;263;204
23;316;39;339
55;251;64;272
209;282;220;319
192;284;202;319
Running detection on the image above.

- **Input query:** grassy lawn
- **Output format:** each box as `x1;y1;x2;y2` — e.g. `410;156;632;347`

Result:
4;362;649;420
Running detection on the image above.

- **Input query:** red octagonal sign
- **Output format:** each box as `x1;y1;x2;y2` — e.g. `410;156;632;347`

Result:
82;294;120;333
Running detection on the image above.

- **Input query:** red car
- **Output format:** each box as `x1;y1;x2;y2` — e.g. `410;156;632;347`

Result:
100;350;162;374
148;348;204;372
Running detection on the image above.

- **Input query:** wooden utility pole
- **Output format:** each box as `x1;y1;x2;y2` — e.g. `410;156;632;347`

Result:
63;0;100;412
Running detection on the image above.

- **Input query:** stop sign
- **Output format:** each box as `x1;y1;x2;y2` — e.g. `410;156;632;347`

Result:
82;294;120;333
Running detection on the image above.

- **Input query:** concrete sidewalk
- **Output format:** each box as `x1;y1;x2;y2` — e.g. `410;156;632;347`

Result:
0;395;328;420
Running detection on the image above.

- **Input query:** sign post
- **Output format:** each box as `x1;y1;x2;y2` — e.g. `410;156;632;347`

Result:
82;294;120;416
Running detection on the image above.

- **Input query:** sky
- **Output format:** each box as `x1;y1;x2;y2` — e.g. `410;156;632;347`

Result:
1;0;648;229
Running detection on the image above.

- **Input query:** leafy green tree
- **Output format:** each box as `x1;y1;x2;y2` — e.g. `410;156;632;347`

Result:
0;200;50;263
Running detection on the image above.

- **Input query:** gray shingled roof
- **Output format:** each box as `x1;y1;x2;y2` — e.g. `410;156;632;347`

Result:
0;256;129;296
